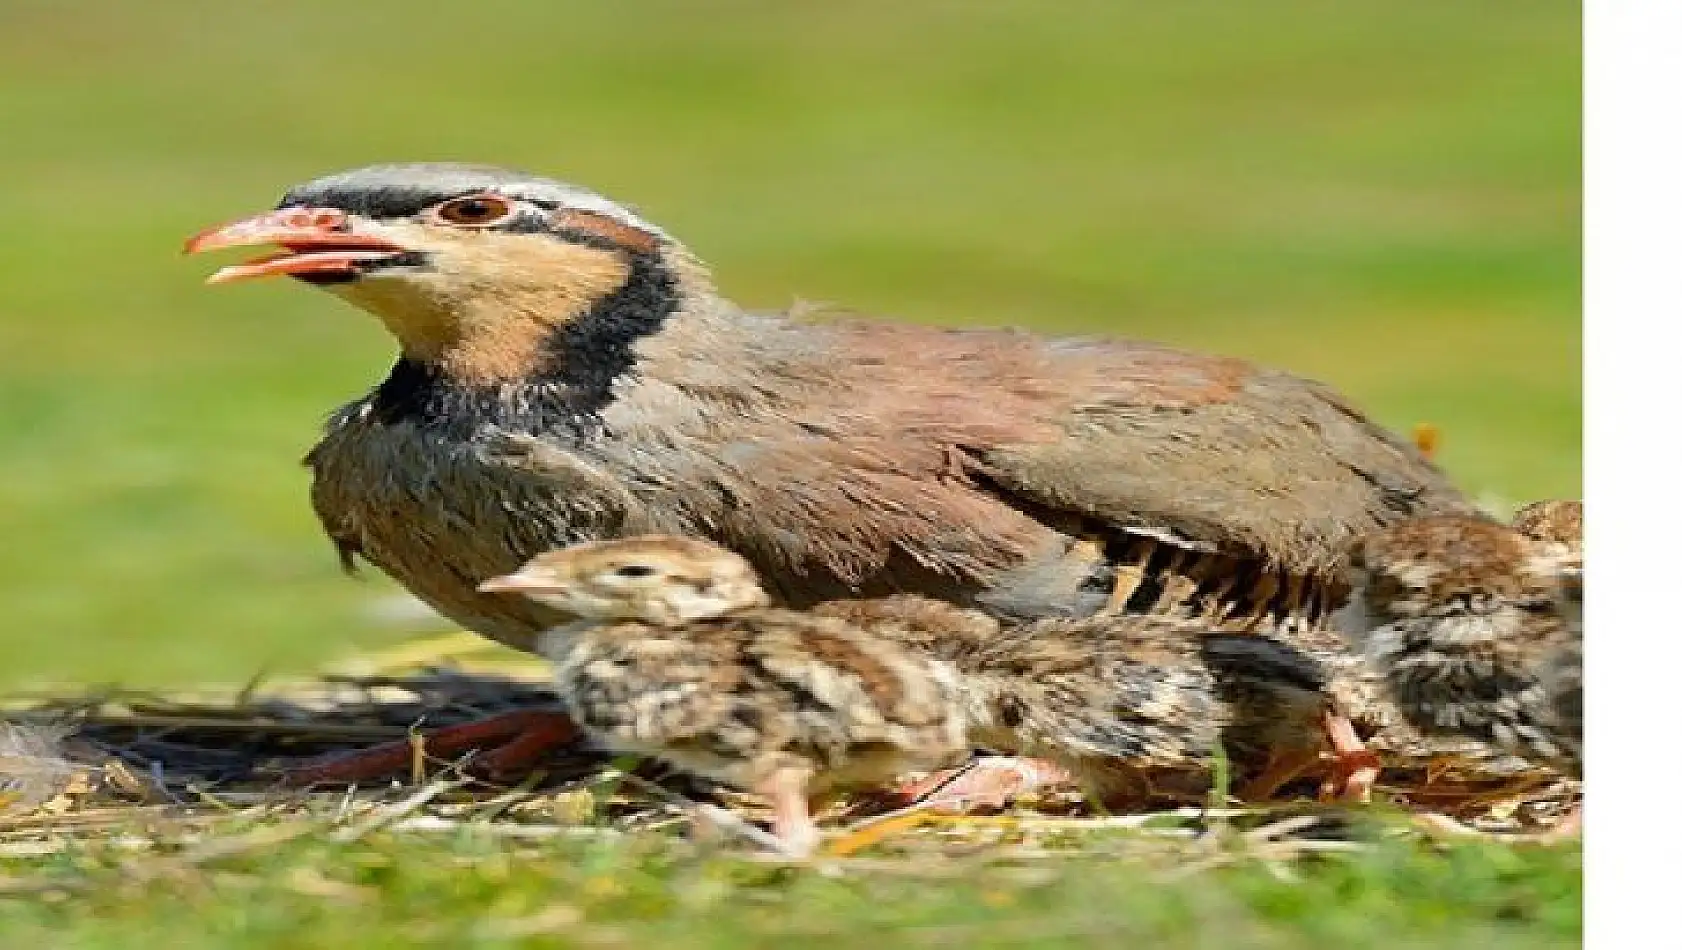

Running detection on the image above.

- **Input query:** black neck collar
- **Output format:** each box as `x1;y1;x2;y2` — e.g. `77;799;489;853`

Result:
367;250;682;436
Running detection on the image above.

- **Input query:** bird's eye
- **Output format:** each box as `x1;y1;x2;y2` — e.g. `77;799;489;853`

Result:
431;194;515;228
613;564;658;579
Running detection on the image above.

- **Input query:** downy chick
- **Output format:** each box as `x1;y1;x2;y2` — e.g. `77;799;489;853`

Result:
478;537;971;856
1342;514;1582;776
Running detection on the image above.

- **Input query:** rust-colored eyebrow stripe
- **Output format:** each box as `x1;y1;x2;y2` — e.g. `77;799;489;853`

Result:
553;209;662;254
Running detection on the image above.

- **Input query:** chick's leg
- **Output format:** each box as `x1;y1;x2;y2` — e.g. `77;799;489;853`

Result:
280;709;579;786
756;765;821;858
1317;709;1383;803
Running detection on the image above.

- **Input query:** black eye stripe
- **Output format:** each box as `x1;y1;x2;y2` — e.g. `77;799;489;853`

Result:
279;186;453;219
278;187;562;220
501;211;556;235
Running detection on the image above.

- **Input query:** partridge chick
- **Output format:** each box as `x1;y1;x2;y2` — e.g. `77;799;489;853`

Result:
479;537;970;856
1342;515;1582;777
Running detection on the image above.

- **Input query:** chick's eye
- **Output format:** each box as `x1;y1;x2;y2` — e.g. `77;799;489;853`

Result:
432;194;515;227
613;564;658;579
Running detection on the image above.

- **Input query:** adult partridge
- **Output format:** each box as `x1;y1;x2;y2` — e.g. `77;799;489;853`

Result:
186;164;1467;781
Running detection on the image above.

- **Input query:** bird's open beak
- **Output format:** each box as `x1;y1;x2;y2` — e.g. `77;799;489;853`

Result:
477;571;564;595
183;207;408;284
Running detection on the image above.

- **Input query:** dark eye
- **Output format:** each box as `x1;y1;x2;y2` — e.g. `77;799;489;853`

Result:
432;194;515;227
614;564;657;579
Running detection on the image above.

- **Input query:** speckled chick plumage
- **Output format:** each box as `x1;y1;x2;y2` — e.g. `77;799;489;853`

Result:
1342;514;1582;775
964;619;1322;801
705;555;1353;801
482;538;972;806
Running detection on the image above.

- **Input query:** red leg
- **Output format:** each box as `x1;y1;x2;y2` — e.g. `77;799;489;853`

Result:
280;710;579;786
471;713;583;776
1317;710;1383;803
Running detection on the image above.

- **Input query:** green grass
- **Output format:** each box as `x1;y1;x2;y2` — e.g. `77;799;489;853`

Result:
0;1;1579;945
0;821;1582;949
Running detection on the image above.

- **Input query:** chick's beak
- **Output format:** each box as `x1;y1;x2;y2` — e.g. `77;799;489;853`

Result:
478;571;565;595
183;207;407;284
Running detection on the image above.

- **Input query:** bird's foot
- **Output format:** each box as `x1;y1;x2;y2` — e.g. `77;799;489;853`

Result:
1319;750;1383;803
278;709;579;786
1316;711;1383;803
888;756;1074;814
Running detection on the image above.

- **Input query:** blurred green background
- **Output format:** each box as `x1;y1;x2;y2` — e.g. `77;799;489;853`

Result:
0;0;1578;686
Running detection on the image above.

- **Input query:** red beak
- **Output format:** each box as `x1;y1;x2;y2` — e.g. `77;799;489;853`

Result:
183;207;407;284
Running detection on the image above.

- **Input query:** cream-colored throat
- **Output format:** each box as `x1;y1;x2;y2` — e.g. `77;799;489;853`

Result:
329;237;635;385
